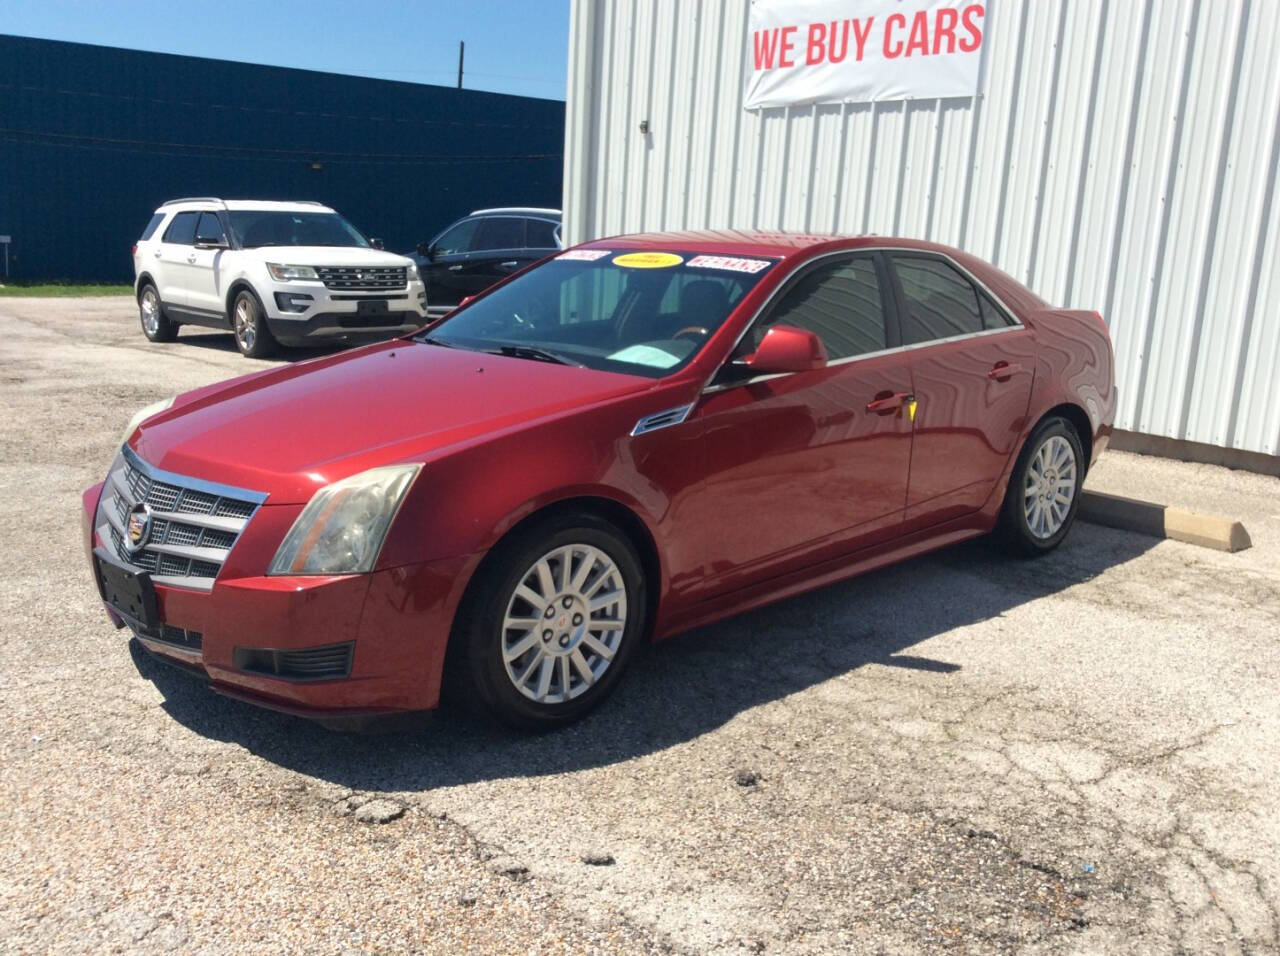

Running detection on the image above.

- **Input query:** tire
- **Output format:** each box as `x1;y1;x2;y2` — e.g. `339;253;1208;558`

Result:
137;283;177;343
231;289;277;358
453;513;648;731
998;416;1085;556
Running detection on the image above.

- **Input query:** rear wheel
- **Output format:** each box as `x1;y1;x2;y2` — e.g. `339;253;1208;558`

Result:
998;416;1084;556
232;289;277;358
454;514;647;730
138;283;177;342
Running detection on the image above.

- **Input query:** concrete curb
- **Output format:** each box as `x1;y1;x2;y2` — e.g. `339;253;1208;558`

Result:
1078;490;1252;552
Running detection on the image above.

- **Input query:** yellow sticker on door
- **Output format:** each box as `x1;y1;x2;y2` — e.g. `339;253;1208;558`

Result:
612;252;684;269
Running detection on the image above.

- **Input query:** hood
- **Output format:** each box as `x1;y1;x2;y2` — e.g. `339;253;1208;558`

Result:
132;341;650;503
250;246;414;268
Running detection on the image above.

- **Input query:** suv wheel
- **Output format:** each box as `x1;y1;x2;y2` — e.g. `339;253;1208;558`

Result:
231;289;277;358
138;284;177;343
454;513;648;731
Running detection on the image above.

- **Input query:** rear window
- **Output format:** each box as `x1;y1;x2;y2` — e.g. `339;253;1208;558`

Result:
423;249;778;379
527;218;559;249
139;212;165;241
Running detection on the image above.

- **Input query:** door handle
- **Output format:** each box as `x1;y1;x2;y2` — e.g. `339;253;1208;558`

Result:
448;264;464;272
499;260;519;270
866;391;913;414
987;361;1023;381
187;254;197;263
153;251;161;259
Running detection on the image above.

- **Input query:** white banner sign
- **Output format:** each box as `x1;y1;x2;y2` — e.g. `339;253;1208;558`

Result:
744;0;987;109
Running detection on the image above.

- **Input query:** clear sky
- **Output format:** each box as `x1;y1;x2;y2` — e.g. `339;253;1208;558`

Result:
0;0;570;101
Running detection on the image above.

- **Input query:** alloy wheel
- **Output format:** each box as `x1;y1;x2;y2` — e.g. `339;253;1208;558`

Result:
140;288;160;335
234;297;257;351
500;543;628;705
1023;434;1077;539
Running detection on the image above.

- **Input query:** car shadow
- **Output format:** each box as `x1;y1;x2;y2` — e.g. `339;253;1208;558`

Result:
174;330;347;363
132;523;1157;794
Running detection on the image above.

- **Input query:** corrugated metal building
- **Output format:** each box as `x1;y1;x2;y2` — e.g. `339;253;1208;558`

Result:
0;35;565;283
563;0;1280;460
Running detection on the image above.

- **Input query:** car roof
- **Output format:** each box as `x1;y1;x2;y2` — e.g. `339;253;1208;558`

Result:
156;199;335;214
578;229;960;260
469;207;562;218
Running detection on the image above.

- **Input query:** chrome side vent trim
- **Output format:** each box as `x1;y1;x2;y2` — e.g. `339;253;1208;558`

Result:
630;403;694;437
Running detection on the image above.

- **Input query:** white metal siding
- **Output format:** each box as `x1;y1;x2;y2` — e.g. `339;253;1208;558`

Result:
565;0;1280;456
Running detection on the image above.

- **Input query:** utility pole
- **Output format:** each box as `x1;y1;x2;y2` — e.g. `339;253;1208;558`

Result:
457;41;464;89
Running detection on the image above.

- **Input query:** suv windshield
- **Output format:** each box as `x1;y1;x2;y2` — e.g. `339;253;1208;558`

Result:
227;210;370;249
419;250;777;379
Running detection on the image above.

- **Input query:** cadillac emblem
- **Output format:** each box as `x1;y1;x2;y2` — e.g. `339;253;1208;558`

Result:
125;503;152;551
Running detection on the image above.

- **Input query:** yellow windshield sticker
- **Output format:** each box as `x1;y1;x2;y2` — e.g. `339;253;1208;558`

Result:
612;252;684;269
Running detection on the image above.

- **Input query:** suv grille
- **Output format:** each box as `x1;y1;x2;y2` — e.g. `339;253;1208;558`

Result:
96;448;266;591
315;266;407;291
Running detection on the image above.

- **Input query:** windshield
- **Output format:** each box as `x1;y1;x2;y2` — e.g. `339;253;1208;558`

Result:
227;210;370;249
419;250;777;378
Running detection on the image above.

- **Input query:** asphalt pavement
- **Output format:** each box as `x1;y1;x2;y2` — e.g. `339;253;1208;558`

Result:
1;296;1277;954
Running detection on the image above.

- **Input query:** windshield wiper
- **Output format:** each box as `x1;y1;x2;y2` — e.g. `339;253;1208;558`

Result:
419;335;457;348
487;344;584;367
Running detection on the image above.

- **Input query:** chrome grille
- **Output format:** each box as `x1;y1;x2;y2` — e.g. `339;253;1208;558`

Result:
314;265;407;291
96;448;266;591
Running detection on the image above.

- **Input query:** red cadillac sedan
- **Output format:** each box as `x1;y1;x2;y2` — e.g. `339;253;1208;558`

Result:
83;232;1115;729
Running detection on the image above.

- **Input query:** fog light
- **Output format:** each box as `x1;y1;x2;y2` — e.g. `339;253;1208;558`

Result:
274;292;314;313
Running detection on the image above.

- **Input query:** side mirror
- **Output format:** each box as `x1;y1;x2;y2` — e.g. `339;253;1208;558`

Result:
741;324;828;375
369;237;385;251
415;241;433;260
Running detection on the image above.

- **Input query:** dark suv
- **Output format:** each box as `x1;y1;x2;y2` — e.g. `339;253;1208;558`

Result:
412;207;562;317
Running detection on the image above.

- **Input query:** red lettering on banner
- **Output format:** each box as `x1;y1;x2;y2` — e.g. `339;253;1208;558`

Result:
753;29;781;70
960;4;985;52
851;17;874;60
779;25;798;67
933;7;959;54
806;22;826;65
906;11;930;56
827;20;850;63
884;13;906;58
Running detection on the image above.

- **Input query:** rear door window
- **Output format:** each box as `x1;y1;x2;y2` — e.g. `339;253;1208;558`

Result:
526;218;559;250
432;219;479;256
743;255;888;360
473;216;525;252
892;255;984;344
162;212;199;245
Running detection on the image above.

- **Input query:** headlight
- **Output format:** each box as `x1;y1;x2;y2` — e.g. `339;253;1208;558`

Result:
266;263;319;281
406;262;419;280
269;464;421;575
118;396;175;449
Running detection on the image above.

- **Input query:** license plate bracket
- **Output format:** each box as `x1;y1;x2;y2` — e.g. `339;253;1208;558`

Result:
94;546;159;634
356;298;389;316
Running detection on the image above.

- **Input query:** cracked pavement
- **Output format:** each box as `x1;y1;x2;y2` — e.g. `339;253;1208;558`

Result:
2;297;1278;953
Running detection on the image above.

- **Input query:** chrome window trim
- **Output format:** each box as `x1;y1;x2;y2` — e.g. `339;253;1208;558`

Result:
121;444;269;505
699;246;1026;396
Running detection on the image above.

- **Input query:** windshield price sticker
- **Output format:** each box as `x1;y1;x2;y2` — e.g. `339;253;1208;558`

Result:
687;255;773;274
556;249;612;261
612;252;685;269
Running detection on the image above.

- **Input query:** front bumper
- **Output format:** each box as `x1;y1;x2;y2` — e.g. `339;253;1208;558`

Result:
82;480;475;717
260;277;428;346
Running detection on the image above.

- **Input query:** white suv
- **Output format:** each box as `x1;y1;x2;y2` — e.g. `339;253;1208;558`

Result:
132;198;428;357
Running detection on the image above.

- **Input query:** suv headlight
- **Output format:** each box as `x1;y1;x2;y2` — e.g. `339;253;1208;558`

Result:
269;464;421;575
406;262;419;280
266;263;319;281
118;396;175;448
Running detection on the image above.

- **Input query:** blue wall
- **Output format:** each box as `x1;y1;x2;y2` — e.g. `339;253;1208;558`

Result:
0;35;565;282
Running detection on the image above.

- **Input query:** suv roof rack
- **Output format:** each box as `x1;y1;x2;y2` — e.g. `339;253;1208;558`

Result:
470;206;562;217
160;197;227;207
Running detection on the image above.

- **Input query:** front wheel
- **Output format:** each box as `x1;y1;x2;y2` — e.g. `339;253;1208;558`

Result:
454;514;648;730
998;416;1084;556
138;283;177;342
231;289;277;358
